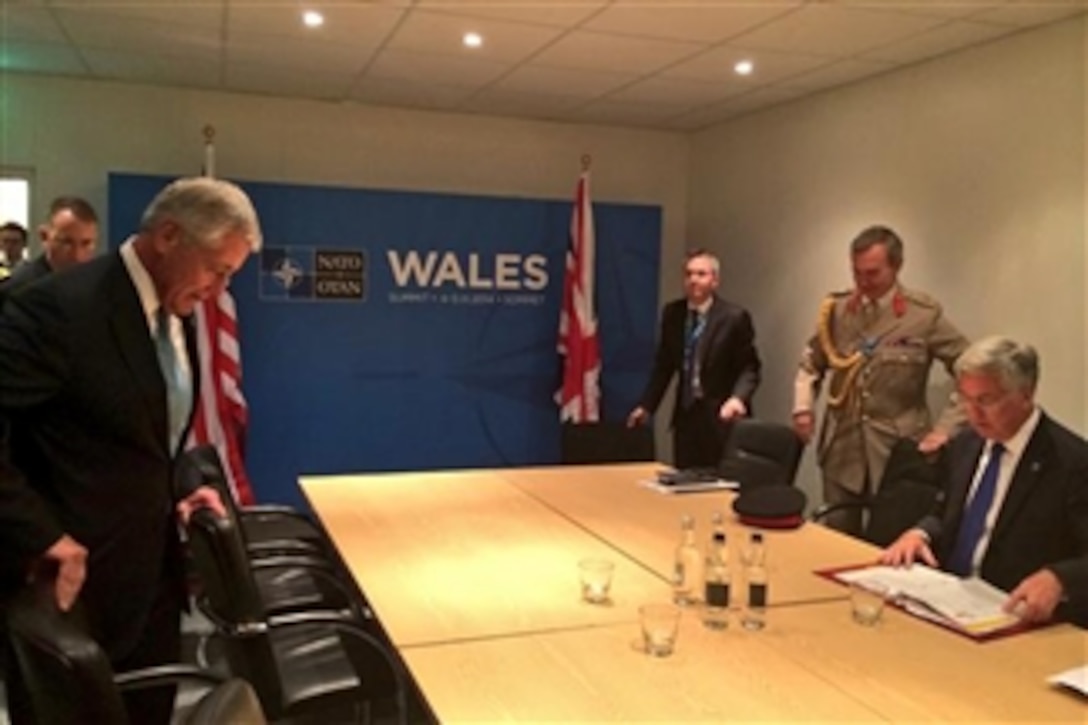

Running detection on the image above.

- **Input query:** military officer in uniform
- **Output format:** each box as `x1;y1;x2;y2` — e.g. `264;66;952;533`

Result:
792;225;970;535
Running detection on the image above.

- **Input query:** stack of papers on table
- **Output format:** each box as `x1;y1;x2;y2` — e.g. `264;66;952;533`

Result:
831;564;1024;640
1048;665;1088;697
638;469;738;495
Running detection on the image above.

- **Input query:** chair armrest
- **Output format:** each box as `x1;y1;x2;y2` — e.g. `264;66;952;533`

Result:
810;500;871;522
113;663;225;692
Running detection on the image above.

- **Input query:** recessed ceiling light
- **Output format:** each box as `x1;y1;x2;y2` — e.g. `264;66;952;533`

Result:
734;60;754;76
463;32;483;49
302;10;324;28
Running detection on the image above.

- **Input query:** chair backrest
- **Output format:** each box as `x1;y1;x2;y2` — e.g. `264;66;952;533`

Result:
862;441;943;546
719;419;803;488
6;586;130;725
186;508;285;710
560;422;655;464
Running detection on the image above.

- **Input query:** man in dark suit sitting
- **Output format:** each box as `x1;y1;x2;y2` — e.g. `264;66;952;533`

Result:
0;177;263;722
882;336;1088;626
627;249;762;469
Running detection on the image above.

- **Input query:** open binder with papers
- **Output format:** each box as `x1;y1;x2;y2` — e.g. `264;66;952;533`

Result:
816;563;1038;641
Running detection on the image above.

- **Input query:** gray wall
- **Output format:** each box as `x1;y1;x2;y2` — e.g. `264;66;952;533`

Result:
688;17;1086;504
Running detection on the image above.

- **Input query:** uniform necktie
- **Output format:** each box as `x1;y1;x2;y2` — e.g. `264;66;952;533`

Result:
155;307;192;456
681;310;705;409
948;442;1005;577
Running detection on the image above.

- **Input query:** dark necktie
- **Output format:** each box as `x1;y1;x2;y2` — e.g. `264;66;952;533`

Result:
681;310;704;409
155;308;192;455
948;442;1005;577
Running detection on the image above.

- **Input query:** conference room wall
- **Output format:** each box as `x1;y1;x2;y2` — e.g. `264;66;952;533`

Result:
0;71;689;336
688;16;1086;506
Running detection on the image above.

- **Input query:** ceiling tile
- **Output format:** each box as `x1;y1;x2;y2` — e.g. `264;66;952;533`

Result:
54;10;220;57
365;48;510;88
971;2;1087;27
1;6;68;44
0;40;87;75
606;76;743;106
414;1;608;28
82;48;220;88
227;33;372;74
226;3;406;47
531;30;703;74
51;1;222;32
386;9;566;63
859;19;1015;64
663;45;833;86
225;63;353;101
779;57;896;92
731;4;946;57
494;64;636;99
584;1;803;44
827;0;1006;21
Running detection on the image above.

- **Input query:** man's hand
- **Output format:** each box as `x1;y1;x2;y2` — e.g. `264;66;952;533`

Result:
1005;569;1064;623
879;528;938;568
792;411;815;444
32;535;87;611
176;485;227;524
626;406;648;428
917;430;950;454
719;397;747;421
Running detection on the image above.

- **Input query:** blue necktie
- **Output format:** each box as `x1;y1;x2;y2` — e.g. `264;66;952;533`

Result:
681;310;704;409
155;308;192;456
948;442;1005;577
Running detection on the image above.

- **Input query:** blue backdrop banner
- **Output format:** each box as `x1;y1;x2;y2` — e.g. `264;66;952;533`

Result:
109;174;661;507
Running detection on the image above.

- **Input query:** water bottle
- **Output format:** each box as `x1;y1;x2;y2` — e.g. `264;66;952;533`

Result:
742;531;768;630
703;513;730;629
672;514;703;606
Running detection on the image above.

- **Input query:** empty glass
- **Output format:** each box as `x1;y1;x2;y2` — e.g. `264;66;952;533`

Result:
579;558;615;604
639;603;681;656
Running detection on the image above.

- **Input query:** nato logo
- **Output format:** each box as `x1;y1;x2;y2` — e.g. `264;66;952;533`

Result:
260;247;366;301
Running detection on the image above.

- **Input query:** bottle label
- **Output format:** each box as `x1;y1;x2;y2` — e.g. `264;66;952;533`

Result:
706;582;729;607
749;583;768;608
674;562;685;585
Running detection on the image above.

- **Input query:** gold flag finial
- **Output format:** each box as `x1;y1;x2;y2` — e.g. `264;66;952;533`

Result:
203;124;216;144
581;154;592;172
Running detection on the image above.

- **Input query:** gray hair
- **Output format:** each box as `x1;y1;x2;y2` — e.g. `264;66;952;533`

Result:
954;335;1039;393
140;177;262;253
851;225;903;268
685;248;720;276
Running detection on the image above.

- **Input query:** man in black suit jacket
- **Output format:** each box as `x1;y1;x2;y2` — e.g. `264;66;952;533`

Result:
627;249;761;469
0;196;99;308
882;336;1088;627
0;177;262;722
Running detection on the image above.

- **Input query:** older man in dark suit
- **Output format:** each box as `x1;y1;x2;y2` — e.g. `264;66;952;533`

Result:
0;177;262;722
627;249;762;469
882;336;1088;627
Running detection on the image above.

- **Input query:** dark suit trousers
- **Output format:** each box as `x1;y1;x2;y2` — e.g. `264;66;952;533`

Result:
673;399;726;469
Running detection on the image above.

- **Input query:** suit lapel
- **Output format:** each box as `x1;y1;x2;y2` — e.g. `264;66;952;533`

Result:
696;296;727;364
105;258;169;455
991;417;1051;542
181;314;201;448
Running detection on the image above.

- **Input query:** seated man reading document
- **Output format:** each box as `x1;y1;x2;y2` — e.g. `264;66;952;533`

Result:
881;336;1088;627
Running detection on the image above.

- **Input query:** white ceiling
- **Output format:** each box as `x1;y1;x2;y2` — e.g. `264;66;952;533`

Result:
3;0;1086;131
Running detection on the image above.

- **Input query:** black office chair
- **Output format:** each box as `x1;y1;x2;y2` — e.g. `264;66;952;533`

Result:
185;507;406;723
181;445;335;558
560;421;655;464
5;584;266;725
811;438;943;546
718;419;803;489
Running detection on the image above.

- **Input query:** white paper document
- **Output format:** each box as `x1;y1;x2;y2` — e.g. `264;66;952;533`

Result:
1047;665;1088;697
637;479;738;495
834;565;1020;636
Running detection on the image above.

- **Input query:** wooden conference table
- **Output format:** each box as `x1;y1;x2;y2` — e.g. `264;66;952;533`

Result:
301;463;1087;723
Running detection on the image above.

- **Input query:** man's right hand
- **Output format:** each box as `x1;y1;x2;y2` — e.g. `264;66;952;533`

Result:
34;535;87;611
626;406;648;428
879;529;938;568
792;411;815;443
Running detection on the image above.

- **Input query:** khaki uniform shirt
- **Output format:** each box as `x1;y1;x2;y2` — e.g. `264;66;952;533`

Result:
794;286;969;494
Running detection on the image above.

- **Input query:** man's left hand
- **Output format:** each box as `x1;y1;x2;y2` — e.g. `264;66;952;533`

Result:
917;430;949;454
177;485;227;524
719;397;747;421
1004;569;1064;623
